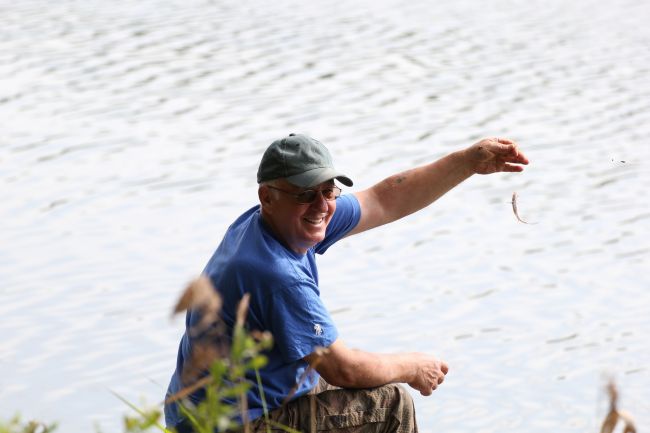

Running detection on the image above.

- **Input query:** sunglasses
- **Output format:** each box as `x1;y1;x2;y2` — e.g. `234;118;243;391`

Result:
267;185;342;204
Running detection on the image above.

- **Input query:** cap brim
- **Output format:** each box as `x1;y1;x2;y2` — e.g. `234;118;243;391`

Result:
286;167;353;188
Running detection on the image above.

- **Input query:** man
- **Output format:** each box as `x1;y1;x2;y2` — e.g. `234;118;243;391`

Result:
165;133;529;432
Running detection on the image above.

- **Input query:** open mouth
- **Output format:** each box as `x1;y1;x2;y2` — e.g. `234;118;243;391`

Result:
303;217;324;225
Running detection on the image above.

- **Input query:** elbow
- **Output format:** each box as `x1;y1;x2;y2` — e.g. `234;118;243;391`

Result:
317;360;365;388
308;340;377;389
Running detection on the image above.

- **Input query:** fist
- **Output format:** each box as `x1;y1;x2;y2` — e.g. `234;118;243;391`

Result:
408;354;449;396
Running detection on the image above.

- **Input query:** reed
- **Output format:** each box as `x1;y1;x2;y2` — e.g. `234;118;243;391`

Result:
118;275;286;433
599;379;637;433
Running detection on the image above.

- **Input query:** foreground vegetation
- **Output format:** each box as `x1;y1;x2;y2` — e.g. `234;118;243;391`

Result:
1;277;637;433
2;276;284;433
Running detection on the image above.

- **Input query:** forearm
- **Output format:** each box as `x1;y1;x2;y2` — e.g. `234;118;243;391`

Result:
309;339;416;388
348;138;527;236
325;349;416;389
369;150;473;225
309;340;448;394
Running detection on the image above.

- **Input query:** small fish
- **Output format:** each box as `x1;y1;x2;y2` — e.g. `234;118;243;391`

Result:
511;192;536;224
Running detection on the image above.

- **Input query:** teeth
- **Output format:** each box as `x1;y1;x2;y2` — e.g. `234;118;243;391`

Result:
305;217;323;224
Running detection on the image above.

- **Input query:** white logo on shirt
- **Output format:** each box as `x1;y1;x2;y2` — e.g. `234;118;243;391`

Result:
314;323;323;336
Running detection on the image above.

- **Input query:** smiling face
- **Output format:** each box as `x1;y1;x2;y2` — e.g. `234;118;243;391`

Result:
259;179;337;255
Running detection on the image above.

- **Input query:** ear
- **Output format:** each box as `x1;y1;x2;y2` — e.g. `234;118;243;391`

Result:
258;185;274;211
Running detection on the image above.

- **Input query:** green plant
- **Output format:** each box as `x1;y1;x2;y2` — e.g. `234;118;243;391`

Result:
0;414;57;433
120;276;278;433
0;276;296;433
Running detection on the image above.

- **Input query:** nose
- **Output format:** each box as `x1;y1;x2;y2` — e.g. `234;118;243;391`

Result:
310;190;329;211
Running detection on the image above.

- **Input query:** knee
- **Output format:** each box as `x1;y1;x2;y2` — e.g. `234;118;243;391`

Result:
383;384;417;430
397;384;415;408
382;383;415;409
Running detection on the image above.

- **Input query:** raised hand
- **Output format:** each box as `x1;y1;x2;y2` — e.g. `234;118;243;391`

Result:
464;137;529;175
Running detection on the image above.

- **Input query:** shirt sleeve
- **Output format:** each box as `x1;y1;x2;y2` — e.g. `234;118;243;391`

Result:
267;282;338;363
315;193;361;255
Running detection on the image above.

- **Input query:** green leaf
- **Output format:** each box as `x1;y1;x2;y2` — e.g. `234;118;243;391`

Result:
247;355;268;370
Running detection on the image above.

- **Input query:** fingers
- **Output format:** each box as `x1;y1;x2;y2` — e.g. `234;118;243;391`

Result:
488;141;518;156
489;138;529;165
501;163;525;172
427;365;447;392
421;375;443;395
423;382;438;395
411;356;449;396
412;378;442;396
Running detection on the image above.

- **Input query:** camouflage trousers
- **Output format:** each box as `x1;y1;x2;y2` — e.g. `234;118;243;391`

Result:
252;378;418;433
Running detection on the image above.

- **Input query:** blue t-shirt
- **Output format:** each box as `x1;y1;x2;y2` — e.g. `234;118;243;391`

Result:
165;194;361;427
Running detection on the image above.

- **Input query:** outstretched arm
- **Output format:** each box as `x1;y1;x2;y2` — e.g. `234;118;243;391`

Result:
304;339;449;396
347;137;529;236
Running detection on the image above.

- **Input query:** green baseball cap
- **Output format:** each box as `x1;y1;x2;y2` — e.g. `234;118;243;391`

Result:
257;134;353;188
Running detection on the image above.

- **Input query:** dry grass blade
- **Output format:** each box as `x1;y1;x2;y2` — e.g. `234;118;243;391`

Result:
309;394;317;433
164;375;213;405
311;346;329;359
233;293;252;432
181;341;226;383
250;330;273;343
173;275;222;315
282;347;329;405
600;379;637;433
172;275;222;332
236;293;251;328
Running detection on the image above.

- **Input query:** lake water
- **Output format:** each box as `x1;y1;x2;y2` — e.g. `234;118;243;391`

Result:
1;0;649;431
